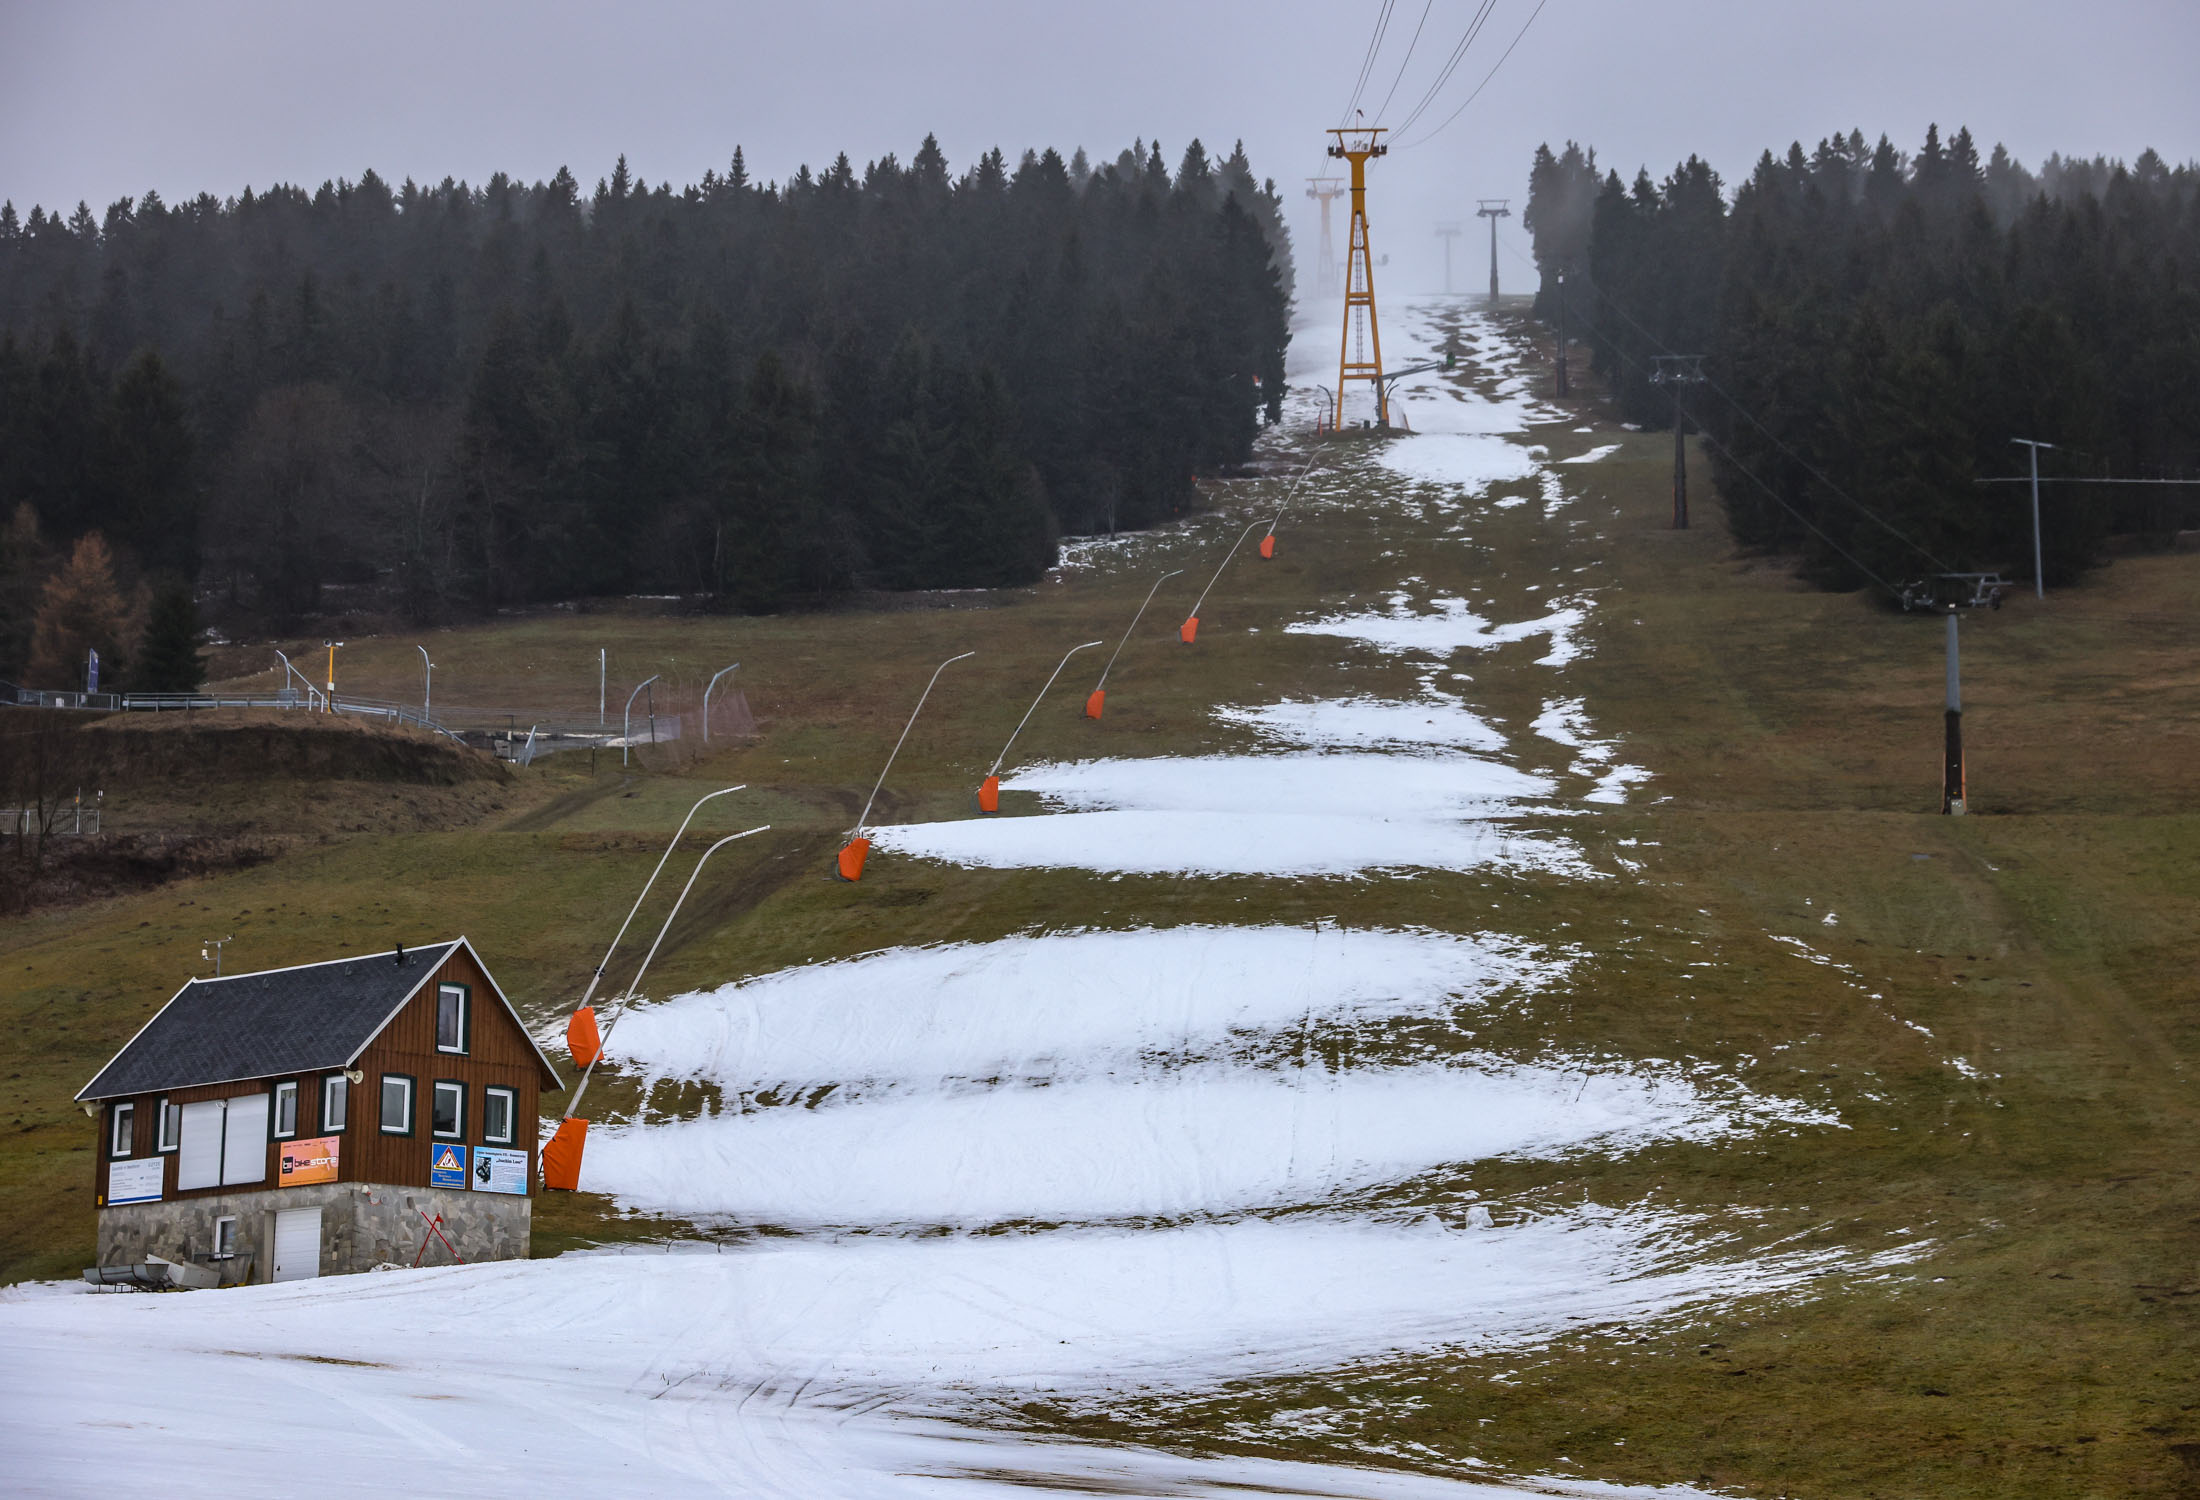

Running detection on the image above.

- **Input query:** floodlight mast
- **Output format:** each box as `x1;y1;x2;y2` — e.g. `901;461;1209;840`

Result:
1327;127;1389;431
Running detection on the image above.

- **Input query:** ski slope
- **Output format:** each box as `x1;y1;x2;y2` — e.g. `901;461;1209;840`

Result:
5;303;1830;1497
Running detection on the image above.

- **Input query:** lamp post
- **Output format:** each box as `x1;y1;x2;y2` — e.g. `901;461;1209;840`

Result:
275;650;321;710
702;662;740;745
622;675;660;767
416;645;434;720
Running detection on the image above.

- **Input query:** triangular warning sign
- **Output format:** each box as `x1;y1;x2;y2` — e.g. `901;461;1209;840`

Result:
434;1146;461;1170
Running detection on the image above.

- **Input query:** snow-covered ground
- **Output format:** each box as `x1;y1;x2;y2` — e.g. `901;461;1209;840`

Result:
6;302;1793;1497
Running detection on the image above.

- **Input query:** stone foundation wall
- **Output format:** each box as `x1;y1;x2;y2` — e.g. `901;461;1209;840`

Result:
95;1182;531;1282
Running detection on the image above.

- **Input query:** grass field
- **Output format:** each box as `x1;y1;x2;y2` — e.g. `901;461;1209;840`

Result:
4;302;2196;1497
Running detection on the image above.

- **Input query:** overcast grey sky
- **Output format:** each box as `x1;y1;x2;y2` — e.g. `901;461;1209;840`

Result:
4;0;2195;293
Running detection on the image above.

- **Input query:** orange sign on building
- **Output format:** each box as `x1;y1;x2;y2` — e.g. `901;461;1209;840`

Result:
279;1135;340;1185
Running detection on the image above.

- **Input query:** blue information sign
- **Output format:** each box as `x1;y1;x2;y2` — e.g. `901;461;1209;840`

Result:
428;1143;468;1188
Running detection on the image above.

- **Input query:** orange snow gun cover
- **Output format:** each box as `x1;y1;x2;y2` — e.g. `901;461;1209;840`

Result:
1084;688;1105;719
541;1117;589;1191
1259;534;1275;560
978;775;1000;813
837;837;871;882
565;1006;602;1070
1179;617;1199;644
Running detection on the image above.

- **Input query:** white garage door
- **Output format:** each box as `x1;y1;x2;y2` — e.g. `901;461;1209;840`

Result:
272;1206;322;1282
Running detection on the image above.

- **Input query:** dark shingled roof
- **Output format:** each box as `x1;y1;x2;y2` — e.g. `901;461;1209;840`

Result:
78;940;529;1101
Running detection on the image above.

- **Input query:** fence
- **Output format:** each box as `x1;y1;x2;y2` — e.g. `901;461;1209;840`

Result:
1;803;102;836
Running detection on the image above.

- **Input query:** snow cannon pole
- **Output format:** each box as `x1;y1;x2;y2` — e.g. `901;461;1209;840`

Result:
981;640;1101;811
1181;522;1264;643
839;650;974;880
1087;570;1180;720
544;824;771;1190
562;785;745;1070
1260;450;1325;560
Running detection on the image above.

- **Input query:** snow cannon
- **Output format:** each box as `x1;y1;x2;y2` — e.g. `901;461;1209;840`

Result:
565;1006;602;1070
541;1117;589;1191
978;775;1001;813
1179;616;1199;644
1259;534;1275;560
837;837;871;882
1085;688;1105;720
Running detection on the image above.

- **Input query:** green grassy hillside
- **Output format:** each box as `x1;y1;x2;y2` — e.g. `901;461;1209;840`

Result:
5;306;2195;1497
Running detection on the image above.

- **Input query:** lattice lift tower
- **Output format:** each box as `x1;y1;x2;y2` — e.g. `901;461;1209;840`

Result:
1475;200;1511;303
1305;177;1345;290
1327;127;1388;430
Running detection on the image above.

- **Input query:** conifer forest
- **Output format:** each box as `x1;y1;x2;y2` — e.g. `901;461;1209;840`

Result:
1525;128;2200;590
0;137;1292;679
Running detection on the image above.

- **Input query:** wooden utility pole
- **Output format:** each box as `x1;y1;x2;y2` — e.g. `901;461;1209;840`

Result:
1475;200;1511;302
1942;611;1966;814
1554;269;1570;397
1650;355;1706;528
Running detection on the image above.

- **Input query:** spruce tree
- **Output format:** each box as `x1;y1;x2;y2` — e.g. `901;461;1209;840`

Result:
132;583;203;691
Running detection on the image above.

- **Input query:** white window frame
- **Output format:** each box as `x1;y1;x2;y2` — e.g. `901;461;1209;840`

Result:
108;1101;134;1159
271;1080;299;1139
156;1097;181;1153
481;1085;517;1146
430;1079;466;1141
212;1215;237;1259
379;1074;415;1135
321;1073;348;1132
435;983;469;1055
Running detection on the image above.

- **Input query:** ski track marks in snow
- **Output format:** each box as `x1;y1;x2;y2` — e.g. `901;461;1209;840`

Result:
2;1223;1810;1497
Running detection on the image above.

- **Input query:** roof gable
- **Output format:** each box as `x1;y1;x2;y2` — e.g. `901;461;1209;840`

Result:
78;939;561;1100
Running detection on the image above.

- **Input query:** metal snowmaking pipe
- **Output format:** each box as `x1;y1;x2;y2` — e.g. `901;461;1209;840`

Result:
979;641;1101;812
1180;522;1265;643
837;651;975;880
560;785;746;1070
1086;570;1180;719
1259;450;1327;558
542;823;771;1188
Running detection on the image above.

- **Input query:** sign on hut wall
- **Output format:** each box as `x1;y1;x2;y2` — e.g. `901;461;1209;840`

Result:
279;1136;340;1186
107;1158;164;1205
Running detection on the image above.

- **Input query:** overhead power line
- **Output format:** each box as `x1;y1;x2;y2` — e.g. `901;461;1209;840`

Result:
1371;0;1436;123
1390;0;1501;138
1394;0;1551;147
1340;0;1398;125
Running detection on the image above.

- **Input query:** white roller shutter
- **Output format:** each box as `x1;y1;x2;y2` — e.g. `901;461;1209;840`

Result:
221;1093;268;1185
176;1100;226;1190
272;1206;322;1282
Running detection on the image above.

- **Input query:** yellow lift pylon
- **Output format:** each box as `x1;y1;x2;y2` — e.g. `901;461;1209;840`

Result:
1327;127;1389;431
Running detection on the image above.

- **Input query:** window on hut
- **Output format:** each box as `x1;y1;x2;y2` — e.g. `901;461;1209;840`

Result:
431;1080;465;1139
436;984;469;1054
483;1086;516;1145
380;1075;414;1135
